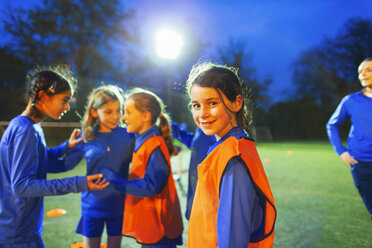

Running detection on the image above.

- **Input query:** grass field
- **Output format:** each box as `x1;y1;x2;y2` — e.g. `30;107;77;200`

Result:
43;141;372;248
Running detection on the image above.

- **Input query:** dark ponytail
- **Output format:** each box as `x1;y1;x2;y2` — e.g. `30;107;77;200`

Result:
158;112;174;155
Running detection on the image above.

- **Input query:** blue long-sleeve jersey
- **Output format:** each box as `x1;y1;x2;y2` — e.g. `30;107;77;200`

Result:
0;116;88;245
64;127;134;218
210;127;264;248
124;126;170;197
171;123;215;219
326;91;372;161
101;127;171;197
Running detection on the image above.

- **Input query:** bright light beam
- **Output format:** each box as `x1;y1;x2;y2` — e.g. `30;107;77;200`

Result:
155;29;183;60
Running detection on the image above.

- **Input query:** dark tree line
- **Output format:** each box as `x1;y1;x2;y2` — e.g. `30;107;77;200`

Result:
1;0;135;120
0;0;205;127
269;17;372;140
291;18;372;106
0;0;266;134
1;1;371;140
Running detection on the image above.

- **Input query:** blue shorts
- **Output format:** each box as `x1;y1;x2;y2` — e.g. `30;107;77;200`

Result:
75;216;123;237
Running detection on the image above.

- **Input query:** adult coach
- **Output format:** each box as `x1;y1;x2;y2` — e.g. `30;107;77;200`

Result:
326;58;372;218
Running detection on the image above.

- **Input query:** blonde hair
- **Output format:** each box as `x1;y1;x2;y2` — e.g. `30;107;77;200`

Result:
126;88;174;154
81;84;124;142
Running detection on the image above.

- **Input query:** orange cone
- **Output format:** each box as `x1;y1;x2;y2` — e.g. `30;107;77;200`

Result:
46;208;66;217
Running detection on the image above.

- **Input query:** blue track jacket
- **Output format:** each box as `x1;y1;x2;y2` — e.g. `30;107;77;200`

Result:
0;116;88;245
326;91;372;161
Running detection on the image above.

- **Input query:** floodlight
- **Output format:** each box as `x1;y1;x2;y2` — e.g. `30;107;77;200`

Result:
155;29;183;59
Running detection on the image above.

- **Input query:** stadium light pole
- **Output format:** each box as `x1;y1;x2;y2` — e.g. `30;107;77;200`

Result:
155;28;183;106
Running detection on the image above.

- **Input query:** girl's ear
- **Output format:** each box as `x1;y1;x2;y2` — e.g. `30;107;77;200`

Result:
143;111;152;122
232;95;243;112
37;90;47;102
90;108;98;118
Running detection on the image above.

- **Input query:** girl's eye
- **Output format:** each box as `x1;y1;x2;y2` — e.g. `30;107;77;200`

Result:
209;101;217;106
192;103;200;109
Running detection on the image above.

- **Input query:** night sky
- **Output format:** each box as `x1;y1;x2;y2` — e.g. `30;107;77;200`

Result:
1;0;372;101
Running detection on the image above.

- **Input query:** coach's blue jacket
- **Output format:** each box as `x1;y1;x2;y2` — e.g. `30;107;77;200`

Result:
327;91;372;161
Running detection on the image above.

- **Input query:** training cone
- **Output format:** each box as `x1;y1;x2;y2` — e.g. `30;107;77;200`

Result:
263;158;271;163
71;242;107;248
46;208;66;217
287;150;293;156
71;242;83;248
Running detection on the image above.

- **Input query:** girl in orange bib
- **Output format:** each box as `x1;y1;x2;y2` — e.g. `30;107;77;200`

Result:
101;88;183;247
186;62;276;248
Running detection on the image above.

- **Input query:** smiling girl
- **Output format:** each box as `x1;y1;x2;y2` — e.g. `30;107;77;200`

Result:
63;84;135;248
185;62;276;248
0;65;109;248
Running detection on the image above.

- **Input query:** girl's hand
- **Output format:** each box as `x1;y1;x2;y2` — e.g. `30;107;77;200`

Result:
99;166;128;192
340;151;358;166
68;128;83;148
87;174;110;190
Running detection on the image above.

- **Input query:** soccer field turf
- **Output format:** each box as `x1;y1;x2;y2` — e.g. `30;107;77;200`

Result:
43;141;372;247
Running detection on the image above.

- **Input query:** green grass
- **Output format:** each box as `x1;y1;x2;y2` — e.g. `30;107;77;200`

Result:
43;142;372;247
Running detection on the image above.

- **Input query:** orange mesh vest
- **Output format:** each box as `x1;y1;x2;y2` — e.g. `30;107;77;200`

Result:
187;137;276;248
123;135;183;245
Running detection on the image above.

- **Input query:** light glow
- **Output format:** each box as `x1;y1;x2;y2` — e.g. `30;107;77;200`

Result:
155;29;183;59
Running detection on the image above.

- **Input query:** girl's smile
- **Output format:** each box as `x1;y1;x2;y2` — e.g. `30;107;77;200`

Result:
36;90;72;121
200;120;216;127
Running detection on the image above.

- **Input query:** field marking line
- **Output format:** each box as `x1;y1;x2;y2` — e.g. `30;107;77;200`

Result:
275;186;360;200
45;196;80;202
43;218;76;225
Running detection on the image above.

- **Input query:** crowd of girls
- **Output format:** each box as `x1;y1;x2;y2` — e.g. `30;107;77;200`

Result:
0;61;280;248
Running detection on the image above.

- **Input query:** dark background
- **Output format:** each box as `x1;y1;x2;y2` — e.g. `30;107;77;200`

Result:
1;0;371;141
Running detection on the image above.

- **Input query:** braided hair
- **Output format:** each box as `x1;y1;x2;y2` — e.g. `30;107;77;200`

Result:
24;65;76;119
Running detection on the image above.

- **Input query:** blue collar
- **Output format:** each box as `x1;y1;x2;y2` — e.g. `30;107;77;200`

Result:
207;126;248;155
134;126;160;152
20;115;36;124
93;126;119;134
